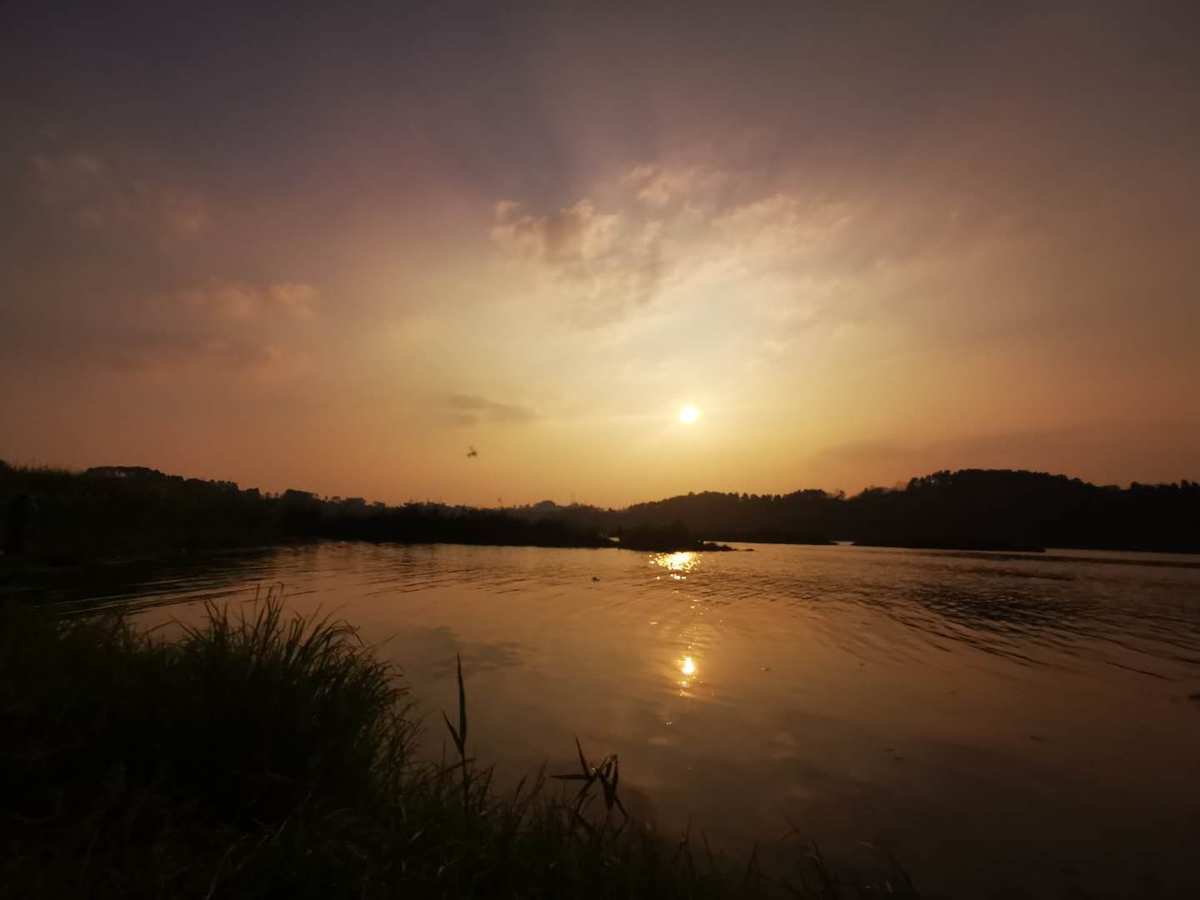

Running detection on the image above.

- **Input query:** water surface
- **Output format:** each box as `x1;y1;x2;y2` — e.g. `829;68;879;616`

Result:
68;542;1200;897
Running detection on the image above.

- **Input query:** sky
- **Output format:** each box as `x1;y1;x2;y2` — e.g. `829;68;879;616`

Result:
2;1;1198;507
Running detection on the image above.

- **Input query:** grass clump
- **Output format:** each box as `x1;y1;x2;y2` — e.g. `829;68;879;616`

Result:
0;597;917;899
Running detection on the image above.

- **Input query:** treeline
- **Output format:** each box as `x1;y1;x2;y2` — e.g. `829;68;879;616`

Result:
508;469;1200;553
0;465;279;563
279;492;610;549
845;470;1200;552
0;464;611;563
2;462;1198;564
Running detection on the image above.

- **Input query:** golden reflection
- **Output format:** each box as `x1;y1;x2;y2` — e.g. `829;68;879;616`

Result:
677;654;699;694
652;551;699;577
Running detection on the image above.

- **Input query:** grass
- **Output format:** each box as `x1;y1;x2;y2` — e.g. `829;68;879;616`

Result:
0;596;919;899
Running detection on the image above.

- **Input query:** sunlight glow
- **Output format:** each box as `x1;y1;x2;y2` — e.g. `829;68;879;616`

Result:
653;551;698;574
678;404;700;424
681;656;697;677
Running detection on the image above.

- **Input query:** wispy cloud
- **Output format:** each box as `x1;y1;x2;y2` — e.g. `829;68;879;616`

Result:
28;280;325;375
490;199;663;326
490;159;1014;337
178;282;318;323
31;151;210;238
446;393;538;426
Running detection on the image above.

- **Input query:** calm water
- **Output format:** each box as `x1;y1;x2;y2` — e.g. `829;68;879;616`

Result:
69;542;1200;897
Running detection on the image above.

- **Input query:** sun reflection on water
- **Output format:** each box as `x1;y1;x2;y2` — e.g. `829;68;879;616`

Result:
653;551;700;581
677;654;699;694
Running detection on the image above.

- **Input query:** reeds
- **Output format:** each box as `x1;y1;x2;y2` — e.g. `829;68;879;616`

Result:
0;597;919;898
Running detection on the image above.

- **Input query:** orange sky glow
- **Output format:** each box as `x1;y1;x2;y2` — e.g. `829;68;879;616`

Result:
2;3;1197;507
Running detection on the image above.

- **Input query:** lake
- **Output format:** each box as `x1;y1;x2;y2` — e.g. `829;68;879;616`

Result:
64;541;1200;898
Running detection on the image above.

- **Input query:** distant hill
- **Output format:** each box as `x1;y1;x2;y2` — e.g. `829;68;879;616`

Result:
2;461;1198;563
843;469;1200;553
504;469;1200;553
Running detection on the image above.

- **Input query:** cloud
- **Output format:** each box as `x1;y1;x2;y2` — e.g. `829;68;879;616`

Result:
489;158;1023;335
622;164;730;209
491;199;663;326
446;393;537;426
179;282;318;322
30;151;210;239
48;280;323;375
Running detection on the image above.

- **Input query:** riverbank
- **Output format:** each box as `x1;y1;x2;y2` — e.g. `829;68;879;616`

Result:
6;463;1196;568
0;464;733;566
0;598;915;899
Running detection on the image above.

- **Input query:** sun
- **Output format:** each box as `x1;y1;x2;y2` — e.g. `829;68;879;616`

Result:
678;404;700;424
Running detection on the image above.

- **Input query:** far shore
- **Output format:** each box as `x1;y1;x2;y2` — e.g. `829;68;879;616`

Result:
3;463;1197;575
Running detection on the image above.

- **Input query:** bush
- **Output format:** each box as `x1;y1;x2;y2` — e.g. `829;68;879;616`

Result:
0;598;916;899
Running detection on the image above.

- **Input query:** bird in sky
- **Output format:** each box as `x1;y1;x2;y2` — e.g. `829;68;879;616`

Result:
467;446;478;459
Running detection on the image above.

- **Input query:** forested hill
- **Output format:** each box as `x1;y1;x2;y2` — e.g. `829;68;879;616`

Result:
2;462;1198;562
604;468;1195;554
524;469;1200;553
844;470;1200;552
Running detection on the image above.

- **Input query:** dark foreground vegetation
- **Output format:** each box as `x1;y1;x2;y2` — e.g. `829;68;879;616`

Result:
2;461;1198;566
0;599;915;899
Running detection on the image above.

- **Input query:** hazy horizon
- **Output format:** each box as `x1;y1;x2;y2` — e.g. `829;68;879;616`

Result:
3;2;1198;508
6;454;1195;514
